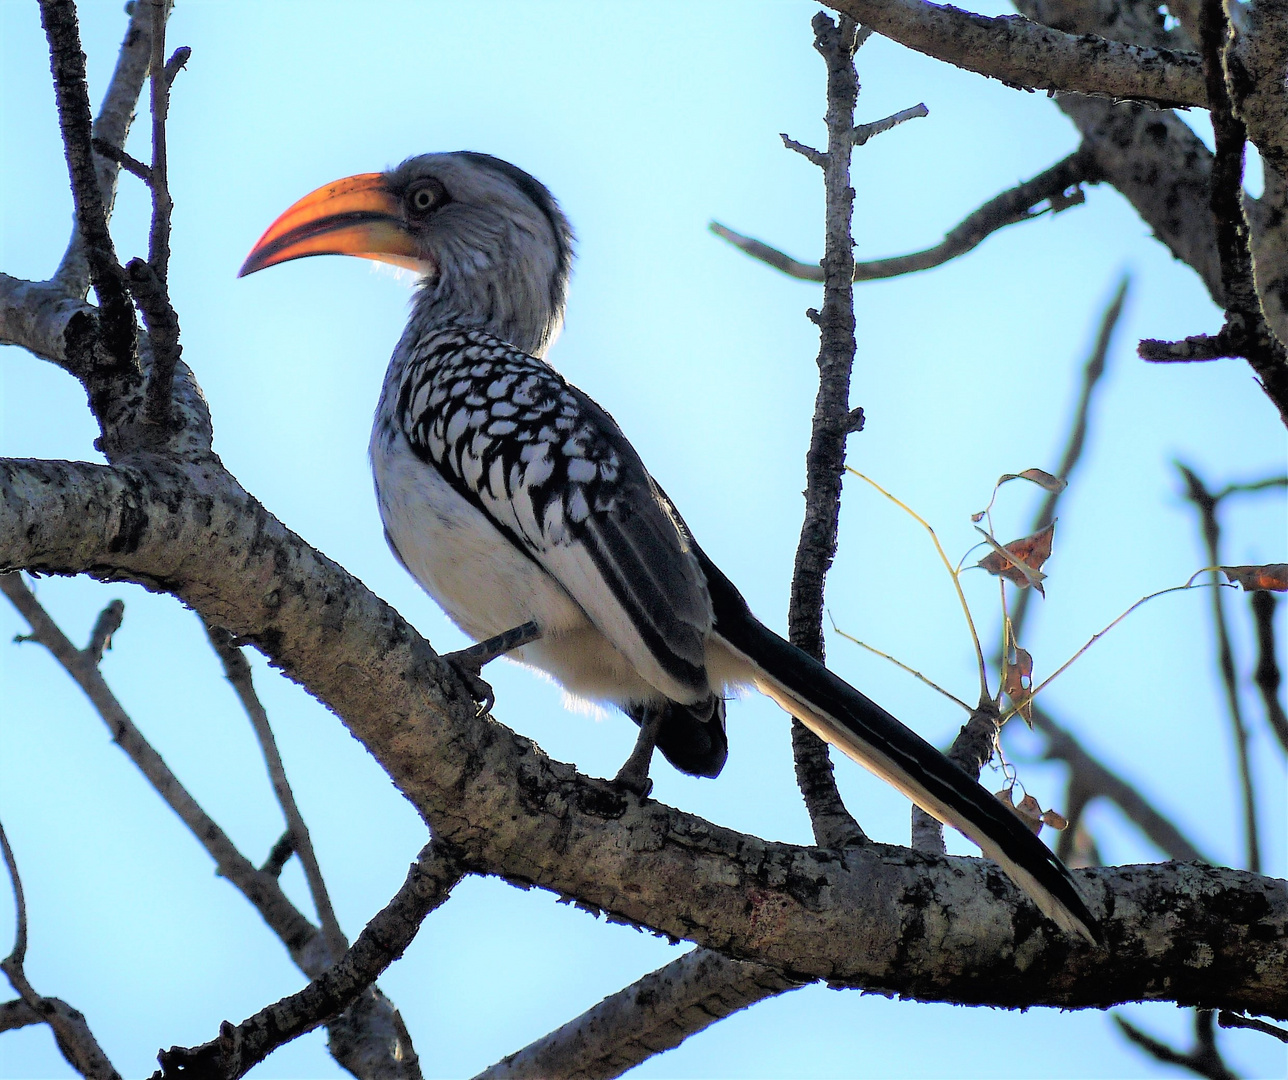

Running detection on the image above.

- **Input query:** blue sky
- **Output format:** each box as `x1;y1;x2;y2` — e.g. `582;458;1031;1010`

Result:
2;2;1285;1077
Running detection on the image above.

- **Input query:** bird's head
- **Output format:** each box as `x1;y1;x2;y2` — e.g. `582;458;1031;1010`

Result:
240;152;574;357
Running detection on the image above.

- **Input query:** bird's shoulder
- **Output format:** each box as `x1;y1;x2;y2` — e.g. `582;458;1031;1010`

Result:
393;326;642;527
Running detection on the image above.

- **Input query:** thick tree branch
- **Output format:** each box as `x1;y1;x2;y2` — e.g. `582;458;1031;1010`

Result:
827;0;1204;105
2;457;1284;1013
154;841;463;1080
786;13;867;850
712;148;1099;283
475;950;803;1080
1141;0;1288;425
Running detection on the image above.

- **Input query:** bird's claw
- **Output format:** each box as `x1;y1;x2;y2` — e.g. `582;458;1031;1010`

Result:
612;765;653;799
440;621;541;717
442;652;495;716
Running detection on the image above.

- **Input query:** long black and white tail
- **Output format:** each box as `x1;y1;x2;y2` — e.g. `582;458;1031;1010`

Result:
698;551;1101;945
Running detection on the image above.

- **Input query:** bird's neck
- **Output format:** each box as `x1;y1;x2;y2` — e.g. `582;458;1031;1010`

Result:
407;239;566;359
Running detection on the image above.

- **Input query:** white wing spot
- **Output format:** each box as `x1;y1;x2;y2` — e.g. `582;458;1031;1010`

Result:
566;458;597;483
567;486;590;523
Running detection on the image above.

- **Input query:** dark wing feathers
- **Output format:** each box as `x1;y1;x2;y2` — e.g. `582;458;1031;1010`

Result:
397;327;711;698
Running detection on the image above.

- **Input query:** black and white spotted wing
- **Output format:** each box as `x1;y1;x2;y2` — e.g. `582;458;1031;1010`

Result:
394;326;714;701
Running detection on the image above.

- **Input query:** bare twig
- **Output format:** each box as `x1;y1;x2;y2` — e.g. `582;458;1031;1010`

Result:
37;0;136;372
827;0;1204;105
164;45;191;86
146;0;174;284
1250;590;1288;753
1035;708;1208;863
1213;475;1288;500
786;11;866;850
474;949;803;1080
154;841;464;1080
852;102;927;145
262;831;296;878
203;619;349;964
780;133;827;168
89;137;151;183
1178;465;1260;872
1114;1010;1240;1080
1217;1011;1288;1042
0;574;422;1077
0;819;28;968
83;597;123;664
0;573;313;947
1009;276;1128;638
1;818;123;1080
711;148;1099;283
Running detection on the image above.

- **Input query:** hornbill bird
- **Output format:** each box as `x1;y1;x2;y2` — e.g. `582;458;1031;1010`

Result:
240;152;1099;944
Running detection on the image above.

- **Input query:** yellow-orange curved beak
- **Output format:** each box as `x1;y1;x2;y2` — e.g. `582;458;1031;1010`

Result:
238;172;427;278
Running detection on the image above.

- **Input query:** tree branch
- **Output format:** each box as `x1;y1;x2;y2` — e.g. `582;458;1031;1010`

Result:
474;949;803;1080
827;0;1205;105
1114;1010;1238;1080
0;817;122;1080
0;573;422;1078
1035;708;1209;863
1249;589;1288;753
2;458;1284;1013
1174;0;1288;424
37;0;136;373
711;148;1099;282
1218;1010;1288;1042
203;620;349;964
54;0;151;295
1177;464;1261;873
786;12;867;850
154;841;463;1080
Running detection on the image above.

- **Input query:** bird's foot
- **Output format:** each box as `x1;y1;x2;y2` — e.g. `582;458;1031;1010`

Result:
442;621;541;716
612;760;654;799
613;704;664;798
441;653;496;716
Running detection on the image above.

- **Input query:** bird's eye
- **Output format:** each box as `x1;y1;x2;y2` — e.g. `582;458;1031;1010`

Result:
406;180;447;215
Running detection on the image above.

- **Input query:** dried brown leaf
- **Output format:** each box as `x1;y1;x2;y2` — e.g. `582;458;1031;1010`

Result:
999;468;1067;493
1220;564;1288;591
1002;645;1035;725
977;522;1055;596
1041;809;1069;831
1014;793;1045;834
995;788;1064;834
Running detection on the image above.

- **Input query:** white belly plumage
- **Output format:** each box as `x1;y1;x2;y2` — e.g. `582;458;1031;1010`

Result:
371;426;675;706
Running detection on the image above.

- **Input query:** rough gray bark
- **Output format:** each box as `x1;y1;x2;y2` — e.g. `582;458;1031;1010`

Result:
1;457;1284;1016
828;0;1204;104
474;950;802;1080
